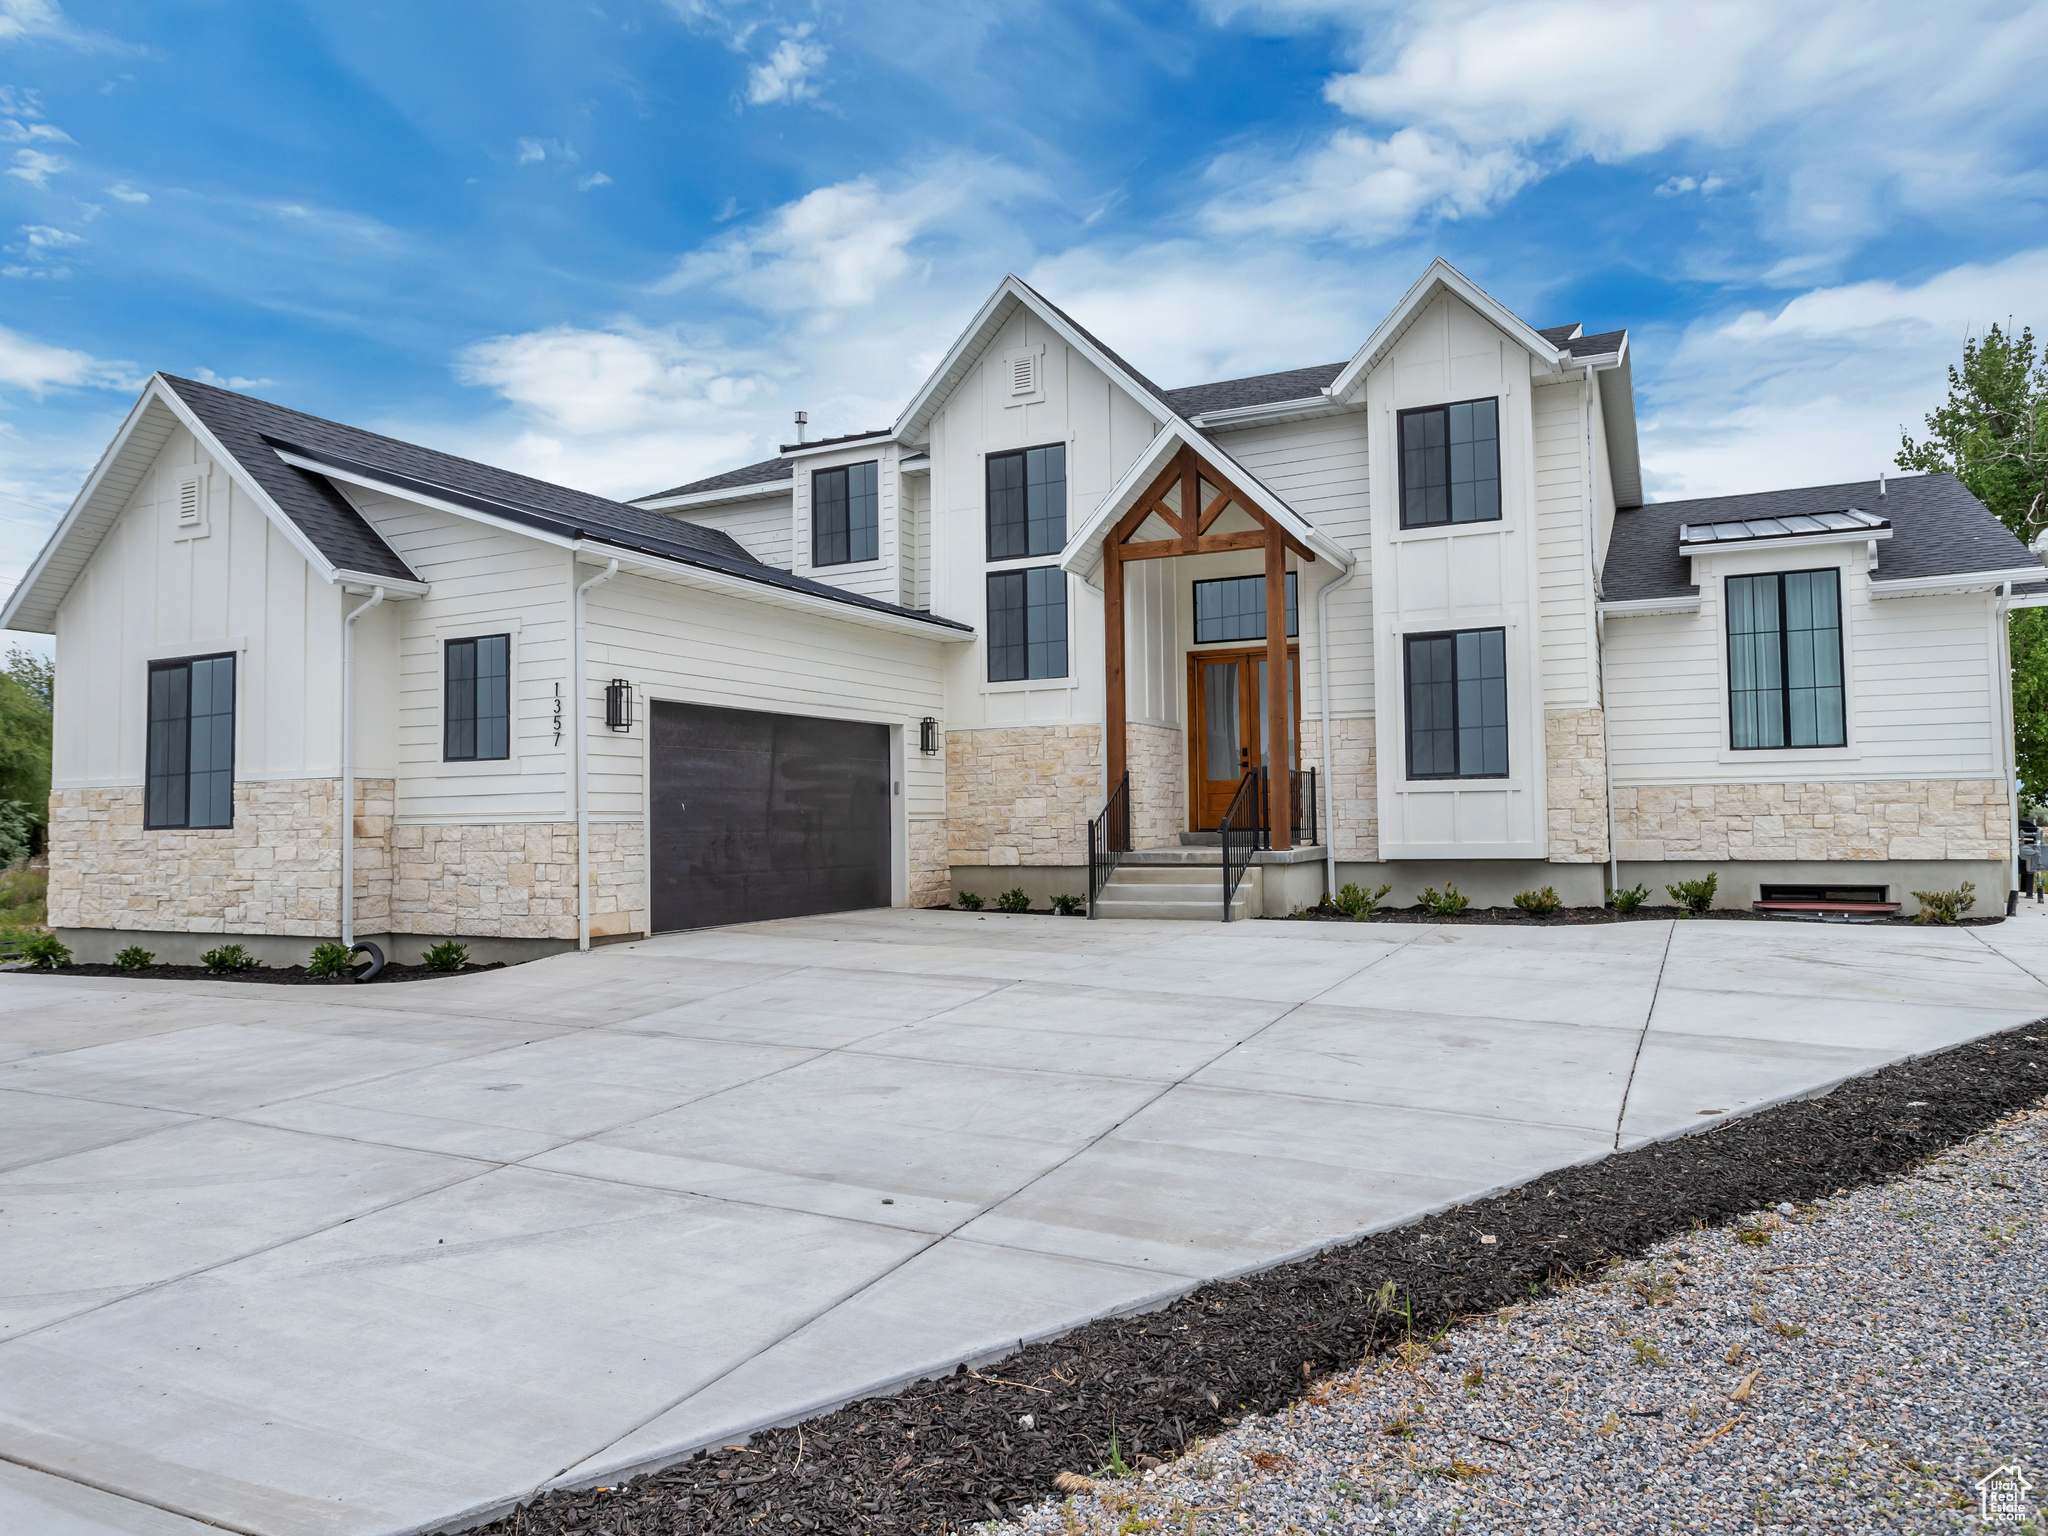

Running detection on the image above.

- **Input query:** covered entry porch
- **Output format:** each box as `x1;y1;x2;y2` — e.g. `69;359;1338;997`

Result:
1067;431;1355;916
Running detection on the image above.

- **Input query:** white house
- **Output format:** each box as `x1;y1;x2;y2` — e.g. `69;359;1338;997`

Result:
6;259;2037;962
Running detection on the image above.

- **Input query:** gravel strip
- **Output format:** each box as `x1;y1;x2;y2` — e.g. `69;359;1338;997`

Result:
1009;1105;2048;1535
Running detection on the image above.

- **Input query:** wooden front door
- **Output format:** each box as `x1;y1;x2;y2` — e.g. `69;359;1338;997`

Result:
1187;646;1300;832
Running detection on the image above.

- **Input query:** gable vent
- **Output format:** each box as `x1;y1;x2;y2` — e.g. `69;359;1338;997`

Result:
177;476;203;527
1011;355;1037;396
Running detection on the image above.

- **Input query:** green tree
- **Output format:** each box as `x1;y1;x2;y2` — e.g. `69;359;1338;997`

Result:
0;648;51;844
5;646;52;712
1898;324;2048;799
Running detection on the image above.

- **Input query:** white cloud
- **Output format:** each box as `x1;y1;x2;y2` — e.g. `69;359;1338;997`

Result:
746;25;828;106
103;181;146;203
0;118;67;142
1638;247;2048;500
1203;126;1535;243
576;171;612;192
15;222;79;251
515;137;547;165
1655;174;1727;198
191;367;274;390
0;0;73;45
6;147;64;186
0;322;131;395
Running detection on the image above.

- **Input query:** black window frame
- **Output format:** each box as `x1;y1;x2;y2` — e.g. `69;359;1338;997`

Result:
444;633;513;763
1192;572;1299;644
986;442;1068;560
1402;626;1509;780
1397;396;1502;530
1725;567;1847;751
986;565;1069;683
812;459;880;567
145;651;236;830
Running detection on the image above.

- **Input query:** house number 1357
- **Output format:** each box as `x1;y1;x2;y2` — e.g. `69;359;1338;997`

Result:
553;683;562;746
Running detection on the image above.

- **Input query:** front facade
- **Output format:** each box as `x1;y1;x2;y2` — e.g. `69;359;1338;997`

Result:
9;260;2039;959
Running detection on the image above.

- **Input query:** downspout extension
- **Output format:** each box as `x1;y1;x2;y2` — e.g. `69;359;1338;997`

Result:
1316;566;1359;901
574;558;620;952
340;586;385;949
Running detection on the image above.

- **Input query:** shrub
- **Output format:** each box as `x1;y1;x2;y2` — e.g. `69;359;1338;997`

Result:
956;891;985;911
200;942;260;974
1512;885;1562;917
996;887;1033;914
307;941;356;978
1609;882;1651;915
1330;881;1394;920
1910;880;1976;925
1049;893;1085;916
421;939;470;972
1665;874;1719;915
1418;883;1471;916
0;799;33;866
18;933;70;969
113;945;156;971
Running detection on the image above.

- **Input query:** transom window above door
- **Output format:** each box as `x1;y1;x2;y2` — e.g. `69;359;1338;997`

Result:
1399;397;1500;528
987;443;1066;559
1404;627;1508;778
812;461;879;566
1727;569;1845;749
1193;572;1298;644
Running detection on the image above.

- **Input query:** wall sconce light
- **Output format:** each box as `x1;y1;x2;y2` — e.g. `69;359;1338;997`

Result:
919;716;939;755
605;679;634;733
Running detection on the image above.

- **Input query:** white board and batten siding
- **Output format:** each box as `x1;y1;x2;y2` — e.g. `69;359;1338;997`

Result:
1208;414;1374;721
675;495;794;571
50;424;386;791
925;304;1161;734
1530;377;1599;711
793;441;906;606
1606;541;2004;785
1365;292;1553;859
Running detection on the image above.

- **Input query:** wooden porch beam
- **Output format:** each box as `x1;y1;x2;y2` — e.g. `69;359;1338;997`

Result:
1104;520;1127;816
1118;528;1277;561
1178;451;1199;556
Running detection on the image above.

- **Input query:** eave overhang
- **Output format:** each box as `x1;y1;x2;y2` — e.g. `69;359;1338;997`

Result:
630;479;793;514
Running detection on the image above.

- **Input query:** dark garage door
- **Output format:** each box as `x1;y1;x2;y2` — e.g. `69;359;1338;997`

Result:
649;701;891;933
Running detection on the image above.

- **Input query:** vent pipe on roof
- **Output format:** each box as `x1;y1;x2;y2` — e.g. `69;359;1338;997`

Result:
794;410;808;444
1879;470;1887;497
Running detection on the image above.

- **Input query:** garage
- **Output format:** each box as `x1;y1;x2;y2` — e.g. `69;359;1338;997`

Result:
648;700;893;933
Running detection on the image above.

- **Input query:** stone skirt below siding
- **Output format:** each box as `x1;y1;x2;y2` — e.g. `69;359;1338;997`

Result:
946;724;1102;866
1300;716;1377;861
46;778;392;937
1614;779;2010;862
1544;707;1610;864
390;820;645;941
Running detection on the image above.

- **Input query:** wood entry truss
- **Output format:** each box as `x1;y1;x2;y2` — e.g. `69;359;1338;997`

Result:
1103;444;1315;851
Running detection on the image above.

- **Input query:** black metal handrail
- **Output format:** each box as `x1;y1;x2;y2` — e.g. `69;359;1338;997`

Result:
1219;769;1261;922
1299;765;1318;848
1086;770;1130;920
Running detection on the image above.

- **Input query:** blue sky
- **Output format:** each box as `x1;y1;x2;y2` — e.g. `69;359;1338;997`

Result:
4;0;2048;656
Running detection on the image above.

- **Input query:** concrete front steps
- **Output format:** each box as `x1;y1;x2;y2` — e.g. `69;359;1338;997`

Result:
1092;856;1262;920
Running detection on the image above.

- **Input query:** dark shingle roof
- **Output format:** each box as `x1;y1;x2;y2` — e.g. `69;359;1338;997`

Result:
1164;363;1347;419
167;376;966;632
1602;473;2036;602
1013;278;1175;404
1565;329;1626;358
639;455;794;502
1537;323;1583;344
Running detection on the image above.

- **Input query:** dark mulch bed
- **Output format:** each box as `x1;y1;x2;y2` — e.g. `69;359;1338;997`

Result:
458;1020;2048;1536
7;960;506;984
1292;902;2004;926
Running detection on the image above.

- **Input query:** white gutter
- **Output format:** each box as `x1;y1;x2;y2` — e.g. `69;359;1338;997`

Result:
1582;366;1620;897
631;480;792;514
1867;567;2047;599
1316;565;1359;900
1188;395;1356;431
1598;594;1702;618
573;558;619;952
340;586;385;948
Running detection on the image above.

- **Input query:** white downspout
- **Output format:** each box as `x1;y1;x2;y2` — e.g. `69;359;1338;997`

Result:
573;557;619;952
340;586;385;948
1583;365;1620;897
1999;580;2019;906
1316;565;1359;901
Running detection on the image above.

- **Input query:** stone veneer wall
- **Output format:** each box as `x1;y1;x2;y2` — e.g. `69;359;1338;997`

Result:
1300;716;1378;860
946;724;1101;866
1613;780;2010;862
908;817;950;907
1544;707;1611;864
389;820;646;940
1127;721;1187;849
47;777;394;936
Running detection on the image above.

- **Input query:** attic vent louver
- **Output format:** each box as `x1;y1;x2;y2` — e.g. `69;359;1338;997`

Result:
1011;355;1037;396
177;478;202;527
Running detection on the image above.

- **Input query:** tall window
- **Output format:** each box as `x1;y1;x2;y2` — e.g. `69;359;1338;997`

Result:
1399;398;1500;528
1405;628;1508;778
1727;569;1845;750
146;653;235;829
1193;572;1298;644
987;567;1067;681
813;460;879;566
445;634;511;761
987;443;1067;559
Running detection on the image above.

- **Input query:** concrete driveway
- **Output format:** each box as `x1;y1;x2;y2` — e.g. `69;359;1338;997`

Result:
4;909;2047;1536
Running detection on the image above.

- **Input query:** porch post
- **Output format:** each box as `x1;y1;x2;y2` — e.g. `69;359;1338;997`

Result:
1105;533;1127;808
1264;530;1292;849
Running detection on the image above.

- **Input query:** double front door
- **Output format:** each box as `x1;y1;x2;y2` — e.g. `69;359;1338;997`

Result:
1187;646;1300;831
